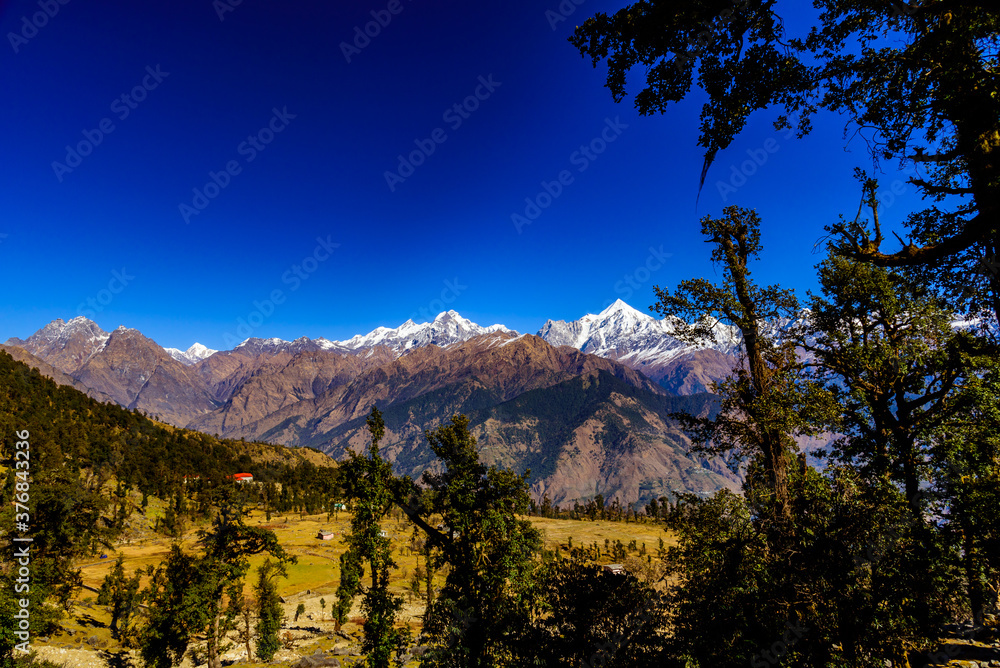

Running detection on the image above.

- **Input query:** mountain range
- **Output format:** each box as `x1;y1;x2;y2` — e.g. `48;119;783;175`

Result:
3;301;751;506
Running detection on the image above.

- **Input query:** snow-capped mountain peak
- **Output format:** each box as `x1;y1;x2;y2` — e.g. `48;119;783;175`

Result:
538;299;744;368
335;311;514;354
165;342;219;365
596;298;651;320
23;316;110;351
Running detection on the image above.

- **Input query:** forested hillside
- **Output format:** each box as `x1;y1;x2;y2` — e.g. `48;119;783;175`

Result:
0;350;337;494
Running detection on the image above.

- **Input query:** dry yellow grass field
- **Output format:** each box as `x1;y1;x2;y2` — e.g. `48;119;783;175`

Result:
45;508;674;668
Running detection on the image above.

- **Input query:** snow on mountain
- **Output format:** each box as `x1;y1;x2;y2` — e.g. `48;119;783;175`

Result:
225;312;511;359
334;310;513;354
232;336;346;357
537;299;741;366
4;316;111;373
26;316;110;351
165;342;219;365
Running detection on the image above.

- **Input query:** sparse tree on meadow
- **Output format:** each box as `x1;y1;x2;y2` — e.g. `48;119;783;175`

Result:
395;414;541;667
255;558;287;662
97;554;142;644
139;486;292;668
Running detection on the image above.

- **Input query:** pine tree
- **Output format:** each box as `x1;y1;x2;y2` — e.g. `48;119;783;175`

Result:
254;559;287;662
334;407;409;668
407;414;541;667
139;486;292;668
97;555;142;644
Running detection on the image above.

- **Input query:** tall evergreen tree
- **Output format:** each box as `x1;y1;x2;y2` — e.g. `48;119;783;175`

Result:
652;205;828;526
97;555;143;644
139;486;291;668
400;414;541;667
254;558;287;662
335;407;409;668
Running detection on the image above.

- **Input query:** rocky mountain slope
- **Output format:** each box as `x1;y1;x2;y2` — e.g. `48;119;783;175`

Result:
6;316;111;375
72;327;220;426
0;344;115;403
318;366;739;506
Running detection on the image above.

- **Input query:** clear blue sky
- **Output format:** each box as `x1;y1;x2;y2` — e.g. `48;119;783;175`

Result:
0;0;921;351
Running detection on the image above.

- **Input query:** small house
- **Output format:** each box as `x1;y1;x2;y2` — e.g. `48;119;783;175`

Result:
603;564;625;575
231;473;254;483
317;530;335;541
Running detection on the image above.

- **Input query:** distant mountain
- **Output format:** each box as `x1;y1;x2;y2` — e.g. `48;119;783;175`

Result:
189;330;738;506
230;336;347;357
334;310;512;354
73;326;219;426
322;366;740;507
537;299;741;393
165;343;218;365
184;310;511;362
2;307;754;506
5;316;110;375
188;346;399;436
0;344;115;403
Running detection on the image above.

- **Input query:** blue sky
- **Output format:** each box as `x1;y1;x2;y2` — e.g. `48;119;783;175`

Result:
0;0;922;351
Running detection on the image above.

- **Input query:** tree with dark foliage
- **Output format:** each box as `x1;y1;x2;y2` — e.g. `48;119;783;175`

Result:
571;1;1000;325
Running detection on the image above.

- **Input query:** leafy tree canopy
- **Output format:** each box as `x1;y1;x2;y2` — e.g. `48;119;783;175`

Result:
571;1;1000;320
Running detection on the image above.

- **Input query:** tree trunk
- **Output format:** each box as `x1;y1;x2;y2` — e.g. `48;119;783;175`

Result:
963;520;986;628
207;614;222;668
244;607;254;663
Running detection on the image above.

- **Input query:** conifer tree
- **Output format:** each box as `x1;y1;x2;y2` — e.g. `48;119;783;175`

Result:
254;558;287;662
652;205;829;526
334;406;409;668
405;414;541;667
97;555;142;644
139;486;291;668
